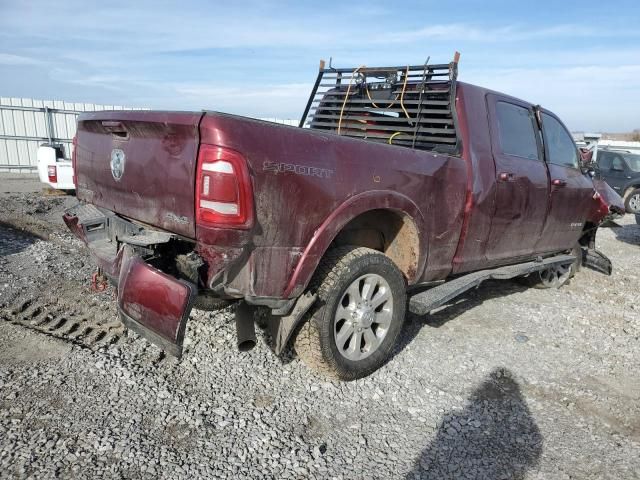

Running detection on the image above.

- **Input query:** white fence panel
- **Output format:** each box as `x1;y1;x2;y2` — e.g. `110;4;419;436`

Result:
0;98;145;173
0;97;300;174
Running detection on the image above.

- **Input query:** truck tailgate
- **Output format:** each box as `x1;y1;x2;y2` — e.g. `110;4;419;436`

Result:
75;111;204;238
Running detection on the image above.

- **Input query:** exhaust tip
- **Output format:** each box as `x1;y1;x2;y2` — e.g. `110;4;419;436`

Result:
235;301;257;352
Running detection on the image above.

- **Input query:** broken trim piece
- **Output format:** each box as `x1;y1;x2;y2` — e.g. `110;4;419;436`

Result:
582;248;612;276
270;292;317;355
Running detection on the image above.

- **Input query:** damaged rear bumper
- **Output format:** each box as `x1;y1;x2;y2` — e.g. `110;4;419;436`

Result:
118;247;196;356
63;204;197;357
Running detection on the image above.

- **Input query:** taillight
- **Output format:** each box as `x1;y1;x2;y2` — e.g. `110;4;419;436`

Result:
71;135;78;188
47;165;57;183
195;144;253;229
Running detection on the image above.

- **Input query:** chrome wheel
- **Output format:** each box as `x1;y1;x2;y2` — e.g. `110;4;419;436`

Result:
538;262;572;288
629;192;640;213
333;273;393;361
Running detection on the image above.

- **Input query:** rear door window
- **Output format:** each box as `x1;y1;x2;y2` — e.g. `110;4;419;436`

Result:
611;155;625;171
541;113;579;169
495;102;539;160
597;151;612;170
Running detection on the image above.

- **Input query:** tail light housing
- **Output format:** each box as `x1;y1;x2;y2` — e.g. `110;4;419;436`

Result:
195;144;253;229
47;165;57;183
71;135;78;188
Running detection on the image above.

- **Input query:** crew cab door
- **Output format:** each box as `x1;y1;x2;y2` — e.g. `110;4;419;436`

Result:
535;110;594;253
485;95;549;263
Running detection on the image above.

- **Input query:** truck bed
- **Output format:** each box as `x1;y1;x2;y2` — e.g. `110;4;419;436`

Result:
75;110;469;299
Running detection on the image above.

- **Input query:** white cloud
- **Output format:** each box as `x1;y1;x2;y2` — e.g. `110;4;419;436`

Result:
0;53;46;66
465;64;640;131
381;23;617;44
0;1;638;130
174;83;311;117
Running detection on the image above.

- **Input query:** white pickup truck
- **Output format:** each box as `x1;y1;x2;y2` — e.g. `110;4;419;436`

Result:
37;143;75;190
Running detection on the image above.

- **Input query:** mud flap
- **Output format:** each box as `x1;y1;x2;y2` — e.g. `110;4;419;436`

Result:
269;292;317;355
582;248;612;276
117;246;196;357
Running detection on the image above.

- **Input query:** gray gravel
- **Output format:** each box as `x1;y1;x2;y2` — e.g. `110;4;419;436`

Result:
0;190;639;479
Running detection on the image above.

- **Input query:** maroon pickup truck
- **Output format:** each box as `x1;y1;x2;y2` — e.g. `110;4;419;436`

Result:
64;57;624;379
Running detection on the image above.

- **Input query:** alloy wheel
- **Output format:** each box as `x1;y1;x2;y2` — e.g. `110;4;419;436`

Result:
333;274;393;361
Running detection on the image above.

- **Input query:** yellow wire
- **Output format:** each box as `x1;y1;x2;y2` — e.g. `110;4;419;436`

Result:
338;64;413;144
388;131;403;145
337;65;366;135
400;65;413;125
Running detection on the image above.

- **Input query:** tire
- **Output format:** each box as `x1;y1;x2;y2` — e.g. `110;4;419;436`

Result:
625;188;640;214
518;245;581;289
293;246;406;381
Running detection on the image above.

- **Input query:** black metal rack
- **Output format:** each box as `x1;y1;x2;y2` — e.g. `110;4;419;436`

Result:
300;53;461;153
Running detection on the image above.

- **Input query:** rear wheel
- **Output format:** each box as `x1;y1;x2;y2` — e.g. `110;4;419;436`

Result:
293;246;406;380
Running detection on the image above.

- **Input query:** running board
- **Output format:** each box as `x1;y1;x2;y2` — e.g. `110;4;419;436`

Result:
409;254;575;316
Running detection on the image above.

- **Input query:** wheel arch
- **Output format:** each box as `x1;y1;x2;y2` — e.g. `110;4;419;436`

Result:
622;183;640;198
282;191;426;298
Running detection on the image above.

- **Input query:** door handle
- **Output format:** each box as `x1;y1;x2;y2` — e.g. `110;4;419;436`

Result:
498;172;515;182
552;179;567;187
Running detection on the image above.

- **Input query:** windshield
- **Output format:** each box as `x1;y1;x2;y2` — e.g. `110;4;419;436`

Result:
622;153;640;172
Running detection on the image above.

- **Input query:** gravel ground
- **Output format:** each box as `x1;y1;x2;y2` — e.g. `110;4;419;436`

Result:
0;189;639;480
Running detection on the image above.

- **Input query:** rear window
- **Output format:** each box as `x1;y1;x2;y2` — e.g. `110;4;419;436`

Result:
495;102;539;160
622;153;640;172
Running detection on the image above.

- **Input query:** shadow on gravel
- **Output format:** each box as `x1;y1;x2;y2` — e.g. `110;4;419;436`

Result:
0;221;40;257
614;220;640;246
406;368;542;480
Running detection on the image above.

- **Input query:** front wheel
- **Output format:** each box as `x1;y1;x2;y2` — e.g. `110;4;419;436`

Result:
625;188;640;214
519;246;581;289
293;246;406;380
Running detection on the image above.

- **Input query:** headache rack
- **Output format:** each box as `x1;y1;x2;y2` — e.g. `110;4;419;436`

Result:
299;53;461;154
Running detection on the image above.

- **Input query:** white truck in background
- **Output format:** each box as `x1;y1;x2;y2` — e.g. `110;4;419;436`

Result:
37;143;75;190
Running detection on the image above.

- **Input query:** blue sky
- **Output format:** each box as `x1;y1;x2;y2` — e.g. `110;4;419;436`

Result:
1;0;639;131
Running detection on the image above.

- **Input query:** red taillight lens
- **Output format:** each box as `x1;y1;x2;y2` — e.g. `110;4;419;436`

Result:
47;165;57;183
71;135;78;188
195;145;253;229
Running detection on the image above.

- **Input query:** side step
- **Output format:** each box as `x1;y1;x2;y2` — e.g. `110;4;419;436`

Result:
408;254;575;316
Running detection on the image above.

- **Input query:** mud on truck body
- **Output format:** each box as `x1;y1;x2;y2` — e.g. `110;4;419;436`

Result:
64;55;625;380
